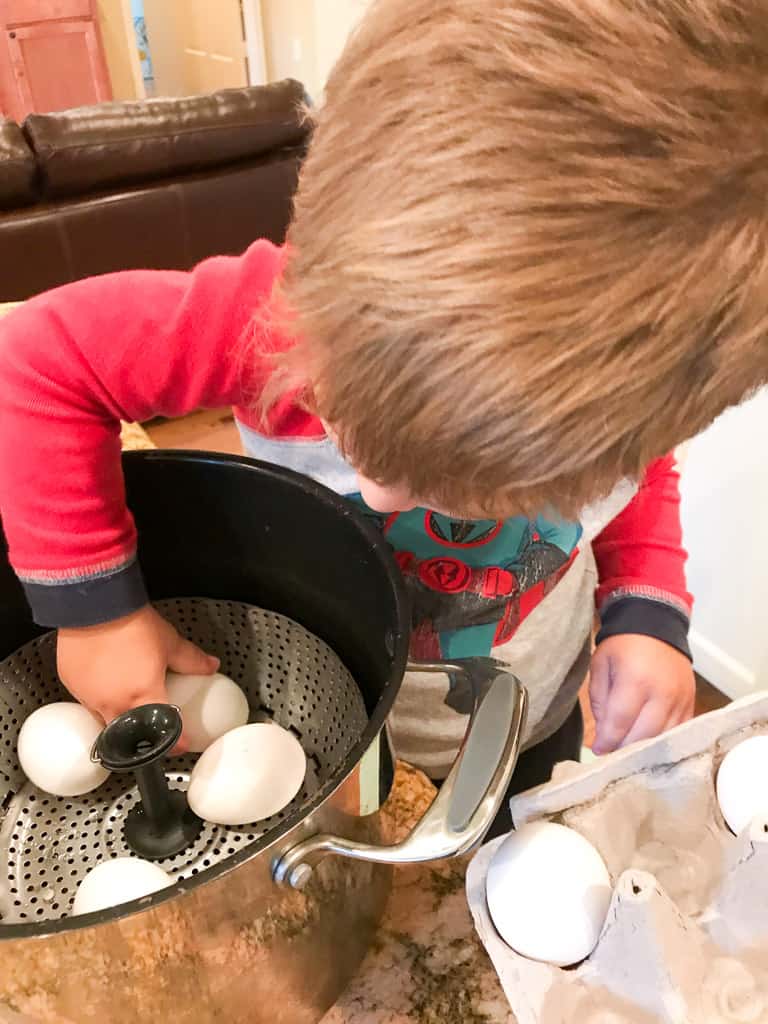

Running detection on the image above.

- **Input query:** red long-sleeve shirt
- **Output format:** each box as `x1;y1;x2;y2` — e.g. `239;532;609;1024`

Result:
0;240;692;653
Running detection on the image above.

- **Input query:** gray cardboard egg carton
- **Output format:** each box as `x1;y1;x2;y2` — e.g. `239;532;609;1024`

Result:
466;692;768;1024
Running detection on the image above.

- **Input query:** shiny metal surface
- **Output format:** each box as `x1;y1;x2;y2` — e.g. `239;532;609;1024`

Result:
272;659;527;885
0;789;392;1024
0;600;366;925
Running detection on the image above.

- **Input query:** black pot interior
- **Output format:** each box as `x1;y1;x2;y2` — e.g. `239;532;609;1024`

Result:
0;450;410;936
0;450;409;719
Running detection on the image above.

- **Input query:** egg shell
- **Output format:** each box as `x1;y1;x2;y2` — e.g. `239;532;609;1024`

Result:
716;734;768;835
188;722;306;826
485;821;612;967
17;702;110;797
166;671;249;753
72;857;172;916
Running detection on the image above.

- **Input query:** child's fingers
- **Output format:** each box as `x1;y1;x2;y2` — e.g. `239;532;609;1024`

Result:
94;682;191;754
682;681;696;719
132;679;192;754
588;649;612;722
663;700;695;733
618;700;669;749
592;686;645;754
167;635;220;677
165;640;219;751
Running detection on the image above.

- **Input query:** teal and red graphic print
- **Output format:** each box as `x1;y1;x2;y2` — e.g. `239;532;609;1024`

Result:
350;499;582;660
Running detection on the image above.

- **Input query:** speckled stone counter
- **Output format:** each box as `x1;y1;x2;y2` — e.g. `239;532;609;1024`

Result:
322;764;514;1024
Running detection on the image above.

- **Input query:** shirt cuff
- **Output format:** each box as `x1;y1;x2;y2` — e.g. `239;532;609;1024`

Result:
21;560;148;628
596;595;692;661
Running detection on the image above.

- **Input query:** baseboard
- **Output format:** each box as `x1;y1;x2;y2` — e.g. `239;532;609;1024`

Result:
689;628;757;700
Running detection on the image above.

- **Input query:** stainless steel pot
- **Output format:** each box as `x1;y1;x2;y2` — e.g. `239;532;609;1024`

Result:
0;452;526;1024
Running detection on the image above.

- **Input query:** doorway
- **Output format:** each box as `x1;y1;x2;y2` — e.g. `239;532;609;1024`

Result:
133;0;266;99
130;0;154;96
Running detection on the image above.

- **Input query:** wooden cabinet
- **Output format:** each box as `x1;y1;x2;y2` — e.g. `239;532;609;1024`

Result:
0;0;111;121
5;0;93;21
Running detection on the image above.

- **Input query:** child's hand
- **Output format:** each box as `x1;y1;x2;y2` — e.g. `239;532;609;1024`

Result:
57;605;219;750
589;635;695;755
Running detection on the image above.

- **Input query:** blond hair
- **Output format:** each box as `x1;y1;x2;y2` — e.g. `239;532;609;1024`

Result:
279;0;768;517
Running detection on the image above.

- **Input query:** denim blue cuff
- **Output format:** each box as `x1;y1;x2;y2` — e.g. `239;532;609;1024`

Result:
22;560;148;628
596;596;691;661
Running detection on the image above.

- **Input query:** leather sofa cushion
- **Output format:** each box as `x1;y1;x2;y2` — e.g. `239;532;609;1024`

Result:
0;120;38;209
24;79;308;201
0;149;302;302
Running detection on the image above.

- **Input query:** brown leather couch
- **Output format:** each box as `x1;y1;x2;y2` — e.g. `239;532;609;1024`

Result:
0;80;309;302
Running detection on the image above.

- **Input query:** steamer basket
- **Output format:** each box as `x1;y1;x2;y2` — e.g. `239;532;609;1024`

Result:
0;597;368;926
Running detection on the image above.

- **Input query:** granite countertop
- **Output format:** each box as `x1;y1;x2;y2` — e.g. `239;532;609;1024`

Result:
322;764;514;1024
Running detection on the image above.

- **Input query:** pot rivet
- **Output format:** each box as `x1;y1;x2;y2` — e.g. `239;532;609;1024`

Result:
288;864;313;890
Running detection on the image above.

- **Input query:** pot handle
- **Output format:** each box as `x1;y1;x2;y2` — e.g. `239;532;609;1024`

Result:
272;658;527;889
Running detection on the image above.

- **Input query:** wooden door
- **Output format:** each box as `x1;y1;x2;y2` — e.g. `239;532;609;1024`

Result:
7;19;111;116
144;0;248;98
0;0;111;121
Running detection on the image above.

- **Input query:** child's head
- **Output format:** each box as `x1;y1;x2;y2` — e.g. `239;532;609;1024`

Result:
282;0;768;518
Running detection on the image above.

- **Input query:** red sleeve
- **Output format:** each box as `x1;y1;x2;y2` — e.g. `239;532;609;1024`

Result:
0;240;285;626
593;454;693;618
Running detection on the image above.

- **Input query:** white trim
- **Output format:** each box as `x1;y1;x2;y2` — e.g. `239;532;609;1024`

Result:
241;0;268;86
689;627;756;700
120;0;147;99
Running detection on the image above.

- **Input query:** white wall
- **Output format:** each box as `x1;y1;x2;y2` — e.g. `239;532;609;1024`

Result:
312;0;369;91
680;388;768;697
242;0;268;86
260;0;321;98
260;0;370;99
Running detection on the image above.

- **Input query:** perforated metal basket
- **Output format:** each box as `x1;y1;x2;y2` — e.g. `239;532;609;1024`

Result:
0;598;368;926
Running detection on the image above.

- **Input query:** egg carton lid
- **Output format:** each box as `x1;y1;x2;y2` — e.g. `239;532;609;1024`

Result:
510;690;768;828
466;690;768;1024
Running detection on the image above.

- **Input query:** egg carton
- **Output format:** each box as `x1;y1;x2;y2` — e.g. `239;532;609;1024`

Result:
466;691;768;1024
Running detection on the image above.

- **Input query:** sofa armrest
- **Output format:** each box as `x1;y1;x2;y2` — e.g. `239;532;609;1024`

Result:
0;120;38;210
24;79;310;201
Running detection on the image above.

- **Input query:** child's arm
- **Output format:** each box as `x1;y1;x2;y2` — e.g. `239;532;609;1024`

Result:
590;454;696;752
0;241;284;729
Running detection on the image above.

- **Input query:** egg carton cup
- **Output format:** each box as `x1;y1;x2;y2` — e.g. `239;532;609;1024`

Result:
466;691;768;1024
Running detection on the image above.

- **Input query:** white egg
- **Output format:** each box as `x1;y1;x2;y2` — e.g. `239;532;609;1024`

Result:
716;735;768;835
188;722;306;826
486;821;612;966
166;671;249;753
17;702;109;797
72;857;172;916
